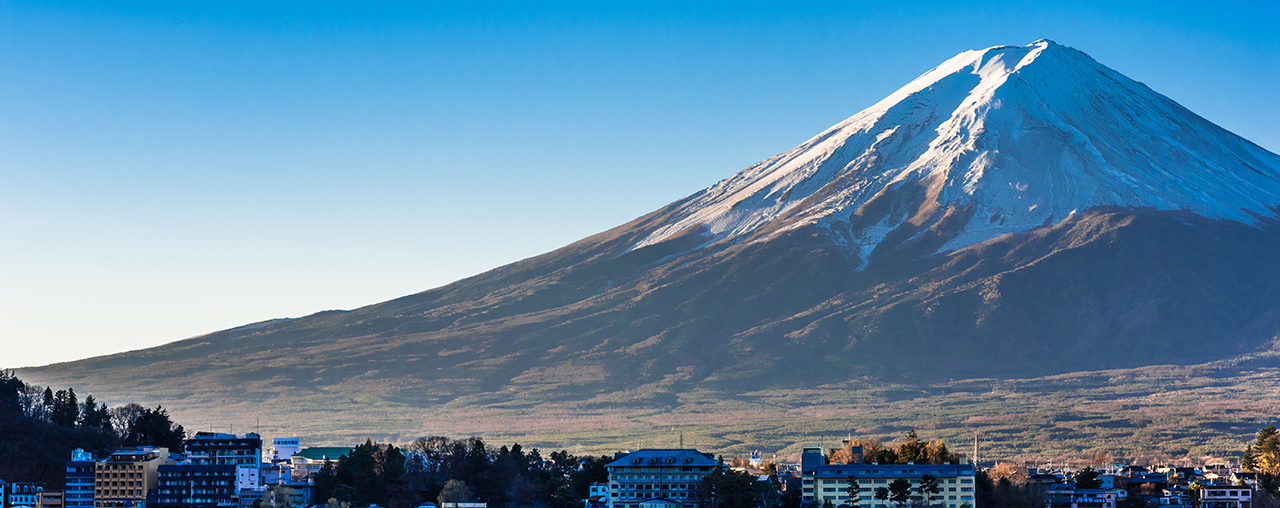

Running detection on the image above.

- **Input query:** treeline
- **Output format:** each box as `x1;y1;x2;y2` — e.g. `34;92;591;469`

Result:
1244;424;1280;495
308;436;614;508
0;370;186;487
828;431;963;465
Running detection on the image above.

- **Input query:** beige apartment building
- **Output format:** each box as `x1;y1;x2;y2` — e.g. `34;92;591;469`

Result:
94;447;171;508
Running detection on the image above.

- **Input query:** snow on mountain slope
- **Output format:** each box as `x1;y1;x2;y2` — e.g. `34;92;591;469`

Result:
632;39;1280;262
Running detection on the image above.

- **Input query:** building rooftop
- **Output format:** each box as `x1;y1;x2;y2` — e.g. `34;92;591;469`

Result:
607;449;718;468
294;446;353;461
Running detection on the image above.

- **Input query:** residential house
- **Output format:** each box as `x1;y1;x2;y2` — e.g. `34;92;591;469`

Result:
1198;485;1252;508
7;482;44;508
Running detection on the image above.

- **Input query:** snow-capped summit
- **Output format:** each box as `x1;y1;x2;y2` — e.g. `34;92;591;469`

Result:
632;40;1280;265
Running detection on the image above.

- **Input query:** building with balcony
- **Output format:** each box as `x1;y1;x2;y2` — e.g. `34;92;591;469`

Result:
605;449;719;508
1045;485;1122;508
1198;485;1253;508
95;447;172;508
799;447;976;508
185;433;262;467
151;464;238;508
66;448;97;508
7;482;44;508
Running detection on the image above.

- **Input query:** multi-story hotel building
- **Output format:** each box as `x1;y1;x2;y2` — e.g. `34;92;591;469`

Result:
605;449;719;508
94;447;171;508
152;464;238;508
66;448;97;508
799;447;976;508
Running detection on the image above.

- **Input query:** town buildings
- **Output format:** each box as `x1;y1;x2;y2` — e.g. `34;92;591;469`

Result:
6;481;44;508
605;449;720;508
799;447;977;508
93;447;171;508
1199;484;1253;508
151;464;237;508
65;449;96;508
1045;484;1121;508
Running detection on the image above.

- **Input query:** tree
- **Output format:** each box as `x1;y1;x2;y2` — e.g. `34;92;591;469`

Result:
987;463;1029;485
1075;467;1102;489
50;388;79;427
110;403;145;436
888;479;912;507
1091;451;1112;468
701;466;772;508
79;395;110;431
312;461;339;503
918;474;940;506
549;481;577;508
845;474;862;508
125;405;185;451
0;370;24;413
254;485;298;508
439;479;471;507
874;487;890;505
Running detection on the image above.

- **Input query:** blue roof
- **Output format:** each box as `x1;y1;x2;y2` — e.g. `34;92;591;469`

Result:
607;449;718;468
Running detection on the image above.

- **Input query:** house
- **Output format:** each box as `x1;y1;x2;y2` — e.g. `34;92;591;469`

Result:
290;447;353;483
1045;484;1123;508
586;482;609;508
605;449;720;508
1198;485;1252;508
799;447;976;508
1230;472;1257;487
7;482;44;508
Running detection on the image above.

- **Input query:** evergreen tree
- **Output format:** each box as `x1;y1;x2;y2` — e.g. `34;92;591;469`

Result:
79;395;110;431
873;487;890;505
845;474;862;508
0;370;23;412
42;386;54;415
125;405;185;451
51;388;79;427
918;474;940;506
1075;467;1102;489
888;479;912;506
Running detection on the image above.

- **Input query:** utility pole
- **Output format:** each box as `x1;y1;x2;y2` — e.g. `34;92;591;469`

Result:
972;433;979;468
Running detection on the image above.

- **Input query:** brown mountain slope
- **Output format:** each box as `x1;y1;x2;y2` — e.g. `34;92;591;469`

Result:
19;208;1280;428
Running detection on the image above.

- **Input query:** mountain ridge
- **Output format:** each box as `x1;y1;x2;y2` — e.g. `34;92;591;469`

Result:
17;40;1280;450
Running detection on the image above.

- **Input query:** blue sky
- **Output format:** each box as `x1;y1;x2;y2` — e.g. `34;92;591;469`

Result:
3;1;1277;367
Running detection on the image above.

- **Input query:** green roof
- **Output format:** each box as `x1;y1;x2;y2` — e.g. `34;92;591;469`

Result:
295;446;353;461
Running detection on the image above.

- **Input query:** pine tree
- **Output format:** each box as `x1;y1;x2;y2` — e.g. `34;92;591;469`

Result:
918;474;941;506
1075;468;1102;489
888;479;912;506
845;474;862;508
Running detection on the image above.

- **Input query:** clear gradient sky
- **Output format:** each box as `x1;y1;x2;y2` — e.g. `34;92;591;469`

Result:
3;1;1277;368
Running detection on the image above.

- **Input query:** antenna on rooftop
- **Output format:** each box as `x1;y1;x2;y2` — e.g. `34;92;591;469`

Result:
680;431;684;450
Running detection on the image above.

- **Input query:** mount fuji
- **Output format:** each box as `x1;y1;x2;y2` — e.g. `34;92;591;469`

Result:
18;40;1280;442
635;39;1280;264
